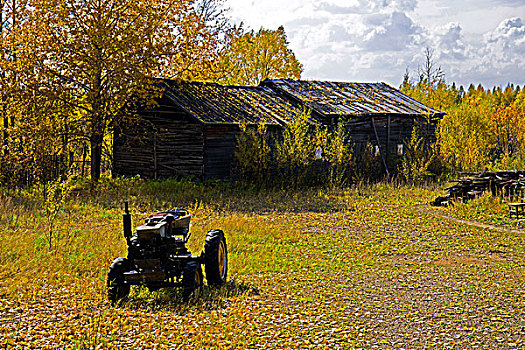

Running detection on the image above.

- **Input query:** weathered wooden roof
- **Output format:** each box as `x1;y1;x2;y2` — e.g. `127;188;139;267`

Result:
160;80;304;125
261;79;445;117
160;79;444;125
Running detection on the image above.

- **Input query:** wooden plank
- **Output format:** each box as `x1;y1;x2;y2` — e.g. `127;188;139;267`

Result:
371;117;389;176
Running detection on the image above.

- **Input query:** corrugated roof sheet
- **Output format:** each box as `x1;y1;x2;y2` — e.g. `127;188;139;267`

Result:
160;80;305;125
261;79;445;117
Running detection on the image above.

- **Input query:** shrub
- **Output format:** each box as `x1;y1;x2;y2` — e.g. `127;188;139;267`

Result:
274;107;314;186
353;142;381;183
235;108;356;188
401;126;435;184
234;123;272;184
321;122;353;188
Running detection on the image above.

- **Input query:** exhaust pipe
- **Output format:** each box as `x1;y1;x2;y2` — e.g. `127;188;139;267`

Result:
123;201;132;240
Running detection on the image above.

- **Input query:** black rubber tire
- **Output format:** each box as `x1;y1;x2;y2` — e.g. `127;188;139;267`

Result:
204;229;228;286
107;257;130;305
181;260;203;302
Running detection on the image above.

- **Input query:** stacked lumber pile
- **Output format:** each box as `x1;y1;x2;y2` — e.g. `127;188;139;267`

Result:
431;169;525;206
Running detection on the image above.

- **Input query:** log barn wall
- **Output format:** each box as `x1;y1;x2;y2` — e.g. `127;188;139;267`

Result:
113;107;205;179
261;79;442;168
203;125;239;179
342;115;435;157
203;124;283;179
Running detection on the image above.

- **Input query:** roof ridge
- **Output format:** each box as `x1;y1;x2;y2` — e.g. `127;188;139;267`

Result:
164;78;269;90
161;78;445;122
261;79;388;85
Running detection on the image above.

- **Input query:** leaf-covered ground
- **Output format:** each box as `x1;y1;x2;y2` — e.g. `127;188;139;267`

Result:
1;183;525;349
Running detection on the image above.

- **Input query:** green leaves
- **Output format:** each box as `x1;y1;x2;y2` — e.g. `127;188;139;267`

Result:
401;126;435;184
275;107;313;178
234;122;271;183
235;109;355;187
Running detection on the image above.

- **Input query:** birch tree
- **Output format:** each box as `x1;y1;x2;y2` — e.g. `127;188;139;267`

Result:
11;0;221;182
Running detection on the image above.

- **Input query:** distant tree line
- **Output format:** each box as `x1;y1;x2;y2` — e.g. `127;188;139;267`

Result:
0;0;301;187
401;48;525;180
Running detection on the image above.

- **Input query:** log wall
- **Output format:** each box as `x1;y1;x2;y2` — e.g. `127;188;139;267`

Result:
347;115;436;157
202;125;283;179
203;125;239;179
113;109;204;179
114;105;438;180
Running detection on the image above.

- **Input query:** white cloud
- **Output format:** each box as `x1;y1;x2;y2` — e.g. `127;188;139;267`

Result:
362;11;422;51
328;24;353;42
315;1;363;15
224;0;525;87
315;0;417;14
475;17;525;84
432;22;467;60
426;17;525;87
485;17;525;54
385;0;418;12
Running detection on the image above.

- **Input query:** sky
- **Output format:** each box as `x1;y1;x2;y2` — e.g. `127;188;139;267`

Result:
224;0;525;89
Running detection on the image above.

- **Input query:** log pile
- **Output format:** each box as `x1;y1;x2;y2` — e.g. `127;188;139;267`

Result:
431;169;525;206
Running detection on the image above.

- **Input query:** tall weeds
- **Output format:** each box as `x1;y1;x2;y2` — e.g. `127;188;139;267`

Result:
234;123;271;184
322;122;353;188
401;126;436;184
274;107;315;186
234;108;356;188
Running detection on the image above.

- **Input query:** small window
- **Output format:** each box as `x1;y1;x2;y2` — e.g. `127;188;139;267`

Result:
315;147;322;160
374;145;380;157
397;144;404;156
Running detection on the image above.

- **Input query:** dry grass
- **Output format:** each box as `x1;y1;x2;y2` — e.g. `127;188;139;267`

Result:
1;179;525;349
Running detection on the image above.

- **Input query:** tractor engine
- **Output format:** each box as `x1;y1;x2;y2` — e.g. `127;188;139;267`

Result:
127;210;192;277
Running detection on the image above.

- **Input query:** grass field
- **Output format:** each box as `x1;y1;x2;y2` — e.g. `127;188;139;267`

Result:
1;179;525;349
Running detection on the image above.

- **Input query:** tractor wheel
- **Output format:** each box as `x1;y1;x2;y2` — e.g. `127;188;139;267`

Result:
107;257;130;305
182;261;203;302
204;229;228;286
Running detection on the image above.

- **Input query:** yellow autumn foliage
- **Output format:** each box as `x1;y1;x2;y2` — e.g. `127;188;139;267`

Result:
403;72;524;174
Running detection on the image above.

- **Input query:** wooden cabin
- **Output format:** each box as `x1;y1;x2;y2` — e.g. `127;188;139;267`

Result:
113;79;444;179
113;80;303;180
261;79;445;175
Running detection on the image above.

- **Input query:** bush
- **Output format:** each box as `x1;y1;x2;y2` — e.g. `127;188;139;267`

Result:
235;108;356;188
401;127;436;184
274;107;315;186
353;143;382;183
234;123;271;183
319;122;353;188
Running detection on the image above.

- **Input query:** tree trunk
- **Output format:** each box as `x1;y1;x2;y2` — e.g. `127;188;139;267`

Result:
90;131;103;182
